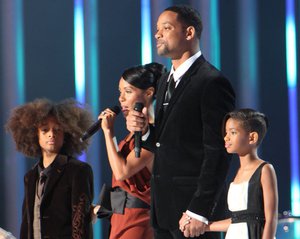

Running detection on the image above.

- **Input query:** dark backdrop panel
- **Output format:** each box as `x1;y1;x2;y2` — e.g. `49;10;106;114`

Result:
23;0;75;102
220;0;239;98
258;0;290;213
22;0;75;188
98;0;141;179
219;0;241;185
0;1;4;227
98;1;141;237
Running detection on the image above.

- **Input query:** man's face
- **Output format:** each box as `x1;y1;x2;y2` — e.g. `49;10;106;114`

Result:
155;11;188;59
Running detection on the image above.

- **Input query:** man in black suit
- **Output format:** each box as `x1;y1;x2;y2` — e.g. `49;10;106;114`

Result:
127;5;235;239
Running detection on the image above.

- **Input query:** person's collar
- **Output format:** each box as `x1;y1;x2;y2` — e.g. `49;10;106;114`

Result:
38;154;61;176
170;50;202;82
38;161;44;174
38;160;52;177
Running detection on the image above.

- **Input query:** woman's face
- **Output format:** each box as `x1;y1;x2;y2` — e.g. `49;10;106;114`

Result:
118;77;152;117
38;116;64;156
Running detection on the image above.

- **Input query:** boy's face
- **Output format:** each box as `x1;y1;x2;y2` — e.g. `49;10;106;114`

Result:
38;116;64;156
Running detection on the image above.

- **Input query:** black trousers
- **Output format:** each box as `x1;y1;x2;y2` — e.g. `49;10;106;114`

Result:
154;227;225;239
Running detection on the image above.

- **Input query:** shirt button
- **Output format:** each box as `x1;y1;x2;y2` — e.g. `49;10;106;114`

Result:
156;142;160;147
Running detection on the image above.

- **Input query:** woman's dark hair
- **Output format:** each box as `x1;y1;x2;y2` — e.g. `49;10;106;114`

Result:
164;5;203;39
222;108;269;146
6;98;94;158
122;62;167;96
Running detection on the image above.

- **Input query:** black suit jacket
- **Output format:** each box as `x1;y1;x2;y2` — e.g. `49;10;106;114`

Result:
20;154;94;239
151;55;235;229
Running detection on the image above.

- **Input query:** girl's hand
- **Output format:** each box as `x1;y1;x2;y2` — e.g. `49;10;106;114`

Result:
179;212;191;232
91;204;101;224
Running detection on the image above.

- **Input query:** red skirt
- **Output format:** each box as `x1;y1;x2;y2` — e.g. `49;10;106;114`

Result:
109;207;153;239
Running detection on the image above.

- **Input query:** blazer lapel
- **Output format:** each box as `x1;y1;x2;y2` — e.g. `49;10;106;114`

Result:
25;166;39;220
41;155;68;204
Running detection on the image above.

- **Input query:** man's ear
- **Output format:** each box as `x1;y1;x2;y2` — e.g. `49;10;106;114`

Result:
186;26;196;40
249;132;259;145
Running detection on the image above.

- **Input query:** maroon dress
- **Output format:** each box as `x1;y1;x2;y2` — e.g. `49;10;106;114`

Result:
109;135;153;239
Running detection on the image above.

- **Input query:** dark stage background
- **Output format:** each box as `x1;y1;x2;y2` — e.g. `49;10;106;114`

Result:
0;0;299;238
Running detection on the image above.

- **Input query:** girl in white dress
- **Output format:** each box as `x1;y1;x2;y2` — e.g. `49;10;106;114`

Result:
180;109;278;239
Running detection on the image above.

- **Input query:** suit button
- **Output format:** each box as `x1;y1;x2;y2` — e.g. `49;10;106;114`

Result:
156;142;160;147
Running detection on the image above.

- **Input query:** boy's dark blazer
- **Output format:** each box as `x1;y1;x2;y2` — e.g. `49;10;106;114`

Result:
151;55;236;229
20;154;94;239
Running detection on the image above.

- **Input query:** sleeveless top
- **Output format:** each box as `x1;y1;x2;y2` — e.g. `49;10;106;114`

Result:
226;162;267;239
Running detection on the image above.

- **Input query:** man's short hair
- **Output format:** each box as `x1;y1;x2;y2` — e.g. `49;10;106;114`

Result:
164;5;203;39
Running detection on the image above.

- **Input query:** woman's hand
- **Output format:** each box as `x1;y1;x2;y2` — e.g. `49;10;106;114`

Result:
98;108;117;134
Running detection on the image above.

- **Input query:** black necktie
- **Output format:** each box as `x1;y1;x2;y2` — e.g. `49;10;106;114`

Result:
37;172;46;199
163;74;175;110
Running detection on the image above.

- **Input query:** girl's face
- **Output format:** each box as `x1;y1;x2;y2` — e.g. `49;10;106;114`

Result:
38;116;64;156
118;77;153;117
224;118;250;155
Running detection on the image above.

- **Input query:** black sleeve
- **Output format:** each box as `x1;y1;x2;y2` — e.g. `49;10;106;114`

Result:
141;124;156;153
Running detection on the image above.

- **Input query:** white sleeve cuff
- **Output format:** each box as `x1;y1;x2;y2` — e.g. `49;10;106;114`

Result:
141;127;150;141
186;210;208;225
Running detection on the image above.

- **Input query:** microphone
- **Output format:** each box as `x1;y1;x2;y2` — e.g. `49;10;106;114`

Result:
80;105;120;142
134;102;144;158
